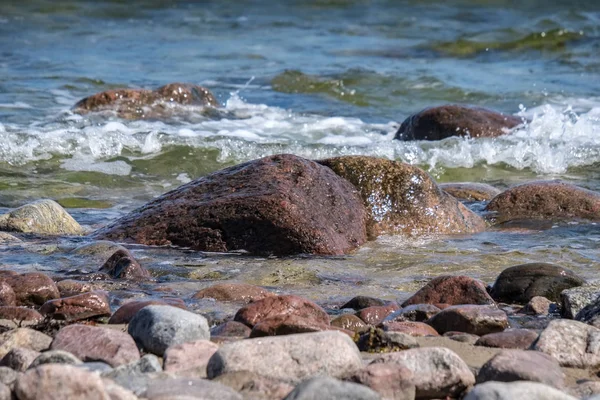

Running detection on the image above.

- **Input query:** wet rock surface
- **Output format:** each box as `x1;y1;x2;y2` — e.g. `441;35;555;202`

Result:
3;272;60;307
356;303;400;325
234;294;329;328
0;199;84;236
426;305;509;335
486;180;600;223
0;307;43;324
249;314;332;338
319;156;486;237
402;275;494;307
440;182;502;201
193;283;273;303
490;263;585;304
100;249;150;281
93;154;368;256
40;291;111;321
394;104;522;141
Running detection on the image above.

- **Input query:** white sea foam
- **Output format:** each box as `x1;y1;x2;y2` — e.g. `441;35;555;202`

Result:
0;94;599;176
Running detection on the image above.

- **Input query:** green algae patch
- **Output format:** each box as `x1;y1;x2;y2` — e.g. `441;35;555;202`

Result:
58;197;113;209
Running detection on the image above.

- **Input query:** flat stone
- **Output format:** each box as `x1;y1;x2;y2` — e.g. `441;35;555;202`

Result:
464;381;577;400
357;328;419;352
402;275;495;307
341;296;386;310
383;304;441;323
283;377;380;400
40;291;111;321
55;280;97;298
356;303;400;325
108;298;187;324
426;305;509;335
330;314;368;332
394;104;521;141
163;339;219;378
380;321;440;337
193;283;273;303
29;350;83;368
475;329;538;349
250;314;332;338
0;328;52;358
93;154;368;256
319;156;485;237
207;331;363;384
522;296;554;316
487;180;600;223
371;346;475;399
51;324;140;367
533;319;600;368
351;363;415;400
143;377;242;400
0;347;40;372
0;199;84;235
3;272;60;307
0;307;43;323
477;350;564;388
210;321;251;338
561;284;600;319
0;282;15;307
214;371;294;400
14;364;109;400
490;263;585;304
234;295;329;328
127;305;210;356
100;249;150;281
440;182;502;202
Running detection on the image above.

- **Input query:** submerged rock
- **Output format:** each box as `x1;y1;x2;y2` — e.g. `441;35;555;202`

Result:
193;283;273;303
319;156;485;237
0;199;84;236
99;249;150;281
93;154;368;256
440;182;502;202
394;104;522;141
72;82;219;119
486;180;600;223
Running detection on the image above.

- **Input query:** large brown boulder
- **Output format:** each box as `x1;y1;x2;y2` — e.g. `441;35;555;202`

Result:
318;156;486;237
93;154;368;256
394;104;522;141
486;180;600;223
72;82;219;119
402;275;495;307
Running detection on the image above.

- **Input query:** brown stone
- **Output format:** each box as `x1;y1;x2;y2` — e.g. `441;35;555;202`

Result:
249;314;331;338
351;363;416;400
402;275;495;307
163;339;219;378
490;263;585;304
234;294;329;328
383;304;441;323
40;291;111;321
475;329;539;349
154;82;219;106
380;321;440;337
319;156;486;237
210;321;252;338
192;283;272;303
426;305;509;335
356;303;400;326
93;154;368;256
330;314;368;332
99;248;150;280
55;280;96;298
0;282;15;307
51;324;140;367
440;182;502;201
340;296;386;310
108;298;186;324
486;180;600;223
522;296;553;315
3;273;59;306
0;307;43;323
394;104;522;141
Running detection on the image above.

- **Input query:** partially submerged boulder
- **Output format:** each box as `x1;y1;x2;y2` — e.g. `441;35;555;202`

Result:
93;154;368;256
0;199;84;236
440;182;502;202
486;180;600;223
395;104;522;141
319;156;486;237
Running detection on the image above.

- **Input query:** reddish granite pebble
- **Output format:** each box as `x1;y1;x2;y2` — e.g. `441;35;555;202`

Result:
402;275;495;307
234;295;329;328
356;303;400;326
40;291;111;321
426;305;509;335
193;283;273;303
380;321;440;337
3;273;59;306
55;280;96;298
108;298;187;324
99;249;150;281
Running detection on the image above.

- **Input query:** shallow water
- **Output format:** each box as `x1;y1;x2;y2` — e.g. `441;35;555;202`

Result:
0;0;599;310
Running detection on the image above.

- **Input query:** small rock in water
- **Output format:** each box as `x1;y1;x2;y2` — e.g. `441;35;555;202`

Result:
475;328;538;349
394;104;522;141
210;321;252;338
402;275;495;307
490;263;585;304
51;324;140;367
100;249;150;280
426;305;509;335
55;279;97;298
192;282;273;303
341;296;386;310
0;347;40;372
108;298;187;324
0;199;84;236
3;272;60;307
561;284;600;319
40;290;111;321
234;294;330;328
440;182;502;201
163;339;218;378
283;377;380;400
0;328;52;359
351;363;415;400
476;349;565;388
29;350;83;368
207;331;363;384
464;381;577;400
127;305;210;356
533;319;600;368
0;282;15;307
356;303;400;325
383;304;441;323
